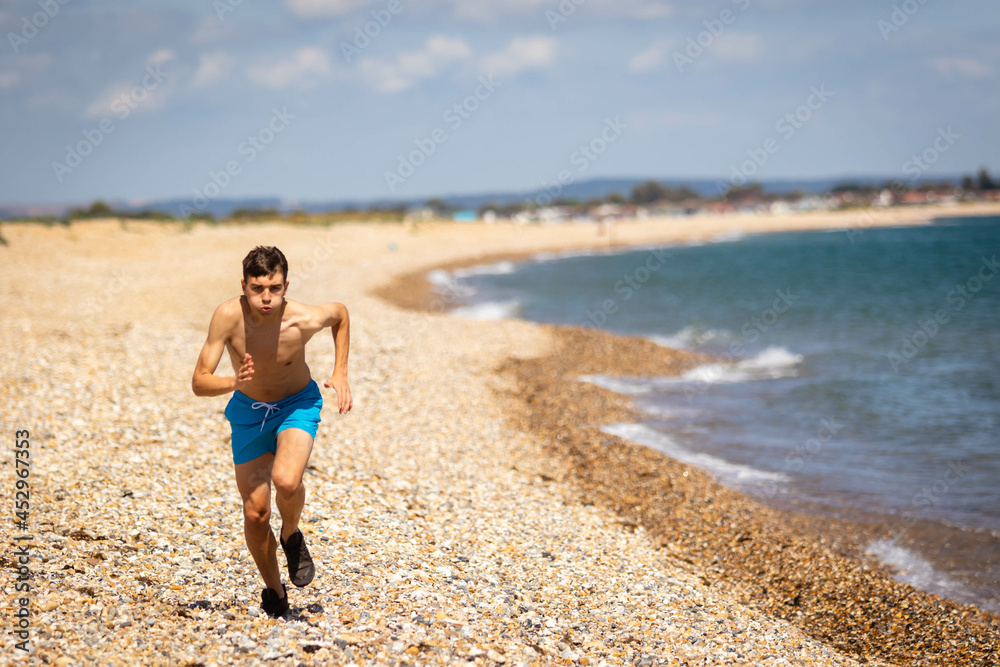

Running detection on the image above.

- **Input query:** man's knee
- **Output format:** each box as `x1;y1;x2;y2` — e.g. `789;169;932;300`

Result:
272;470;302;498
243;500;270;526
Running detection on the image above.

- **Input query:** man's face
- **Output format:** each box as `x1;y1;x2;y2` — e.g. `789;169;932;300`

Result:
241;272;288;316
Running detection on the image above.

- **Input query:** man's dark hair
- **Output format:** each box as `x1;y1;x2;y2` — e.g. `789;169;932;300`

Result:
242;246;289;282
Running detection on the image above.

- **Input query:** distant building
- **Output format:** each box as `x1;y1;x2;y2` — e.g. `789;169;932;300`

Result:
405;207;434;221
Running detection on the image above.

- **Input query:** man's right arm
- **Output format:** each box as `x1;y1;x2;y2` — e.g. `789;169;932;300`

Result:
192;302;252;397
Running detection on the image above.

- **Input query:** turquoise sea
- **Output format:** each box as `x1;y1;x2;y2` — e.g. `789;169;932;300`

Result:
438;215;1000;612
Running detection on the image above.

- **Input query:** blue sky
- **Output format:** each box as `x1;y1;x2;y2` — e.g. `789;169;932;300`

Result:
1;0;998;205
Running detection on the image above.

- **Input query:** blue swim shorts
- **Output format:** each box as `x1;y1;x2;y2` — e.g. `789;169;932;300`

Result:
225;380;323;465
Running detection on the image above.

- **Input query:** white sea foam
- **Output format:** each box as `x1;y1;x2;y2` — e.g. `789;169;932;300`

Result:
579;348;803;398
531;248;605;263
450;300;521;320
865;538;996;612
427;269;476;298
631;401;704;421
602;422;789;486
711;230;747;243
578;374;654;395
650;326;731;350
452;261;518;278
426;269;454;287
680;346;804;384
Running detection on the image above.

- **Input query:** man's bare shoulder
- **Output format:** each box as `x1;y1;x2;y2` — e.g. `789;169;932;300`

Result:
283;298;323;321
211;297;244;327
283;299;341;328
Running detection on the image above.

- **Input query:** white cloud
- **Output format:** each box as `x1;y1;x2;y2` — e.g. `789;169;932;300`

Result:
83;51;176;119
245;47;333;89
628;32;760;74
928;56;993;79
190;17;235;45
0;70;20;89
712;32;765;62
284;0;674;21
285;0;377;18
602;0;674;20
148;49;176;66
0;52;52;87
192;52;235;89
446;0;550;22
445;0;673;22
628;39;677;74
481;36;557;78
1;53;52;91
83;83;162;118
357;36;472;93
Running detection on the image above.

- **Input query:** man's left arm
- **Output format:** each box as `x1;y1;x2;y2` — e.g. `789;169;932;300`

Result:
320;302;352;414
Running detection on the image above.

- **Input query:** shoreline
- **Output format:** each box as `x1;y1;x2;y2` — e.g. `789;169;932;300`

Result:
2;205;998;665
373;201;1000;317
495;328;999;666
374;207;1000;666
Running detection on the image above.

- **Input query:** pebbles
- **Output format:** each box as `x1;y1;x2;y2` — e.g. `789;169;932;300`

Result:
0;218;941;666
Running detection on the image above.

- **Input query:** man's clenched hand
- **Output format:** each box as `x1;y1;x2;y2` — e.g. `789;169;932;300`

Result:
324;374;352;414
234;353;254;392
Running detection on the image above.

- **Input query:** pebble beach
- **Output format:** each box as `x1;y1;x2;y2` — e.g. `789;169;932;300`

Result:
3;205;999;666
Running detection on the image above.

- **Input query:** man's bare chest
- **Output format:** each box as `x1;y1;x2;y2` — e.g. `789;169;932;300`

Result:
231;323;306;368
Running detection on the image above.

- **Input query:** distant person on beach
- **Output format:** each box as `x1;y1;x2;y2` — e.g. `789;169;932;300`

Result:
191;245;352;618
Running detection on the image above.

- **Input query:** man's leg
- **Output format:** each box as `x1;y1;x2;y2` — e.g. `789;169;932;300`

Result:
273;427;314;542
233;453;284;598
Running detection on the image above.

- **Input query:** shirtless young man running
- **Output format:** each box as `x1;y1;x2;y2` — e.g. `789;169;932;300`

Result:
192;246;352;618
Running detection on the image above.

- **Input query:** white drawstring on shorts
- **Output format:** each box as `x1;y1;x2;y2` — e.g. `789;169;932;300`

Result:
251;401;281;431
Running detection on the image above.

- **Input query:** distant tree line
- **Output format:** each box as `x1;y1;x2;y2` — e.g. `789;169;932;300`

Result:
9;167;998;226
961;167;996;192
829;167;997;196
68;200;178;221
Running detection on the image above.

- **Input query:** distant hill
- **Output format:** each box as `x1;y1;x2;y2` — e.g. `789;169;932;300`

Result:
0;175;963;220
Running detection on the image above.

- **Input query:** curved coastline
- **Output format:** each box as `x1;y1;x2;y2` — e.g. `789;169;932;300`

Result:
3;207;998;665
373;206;1000;666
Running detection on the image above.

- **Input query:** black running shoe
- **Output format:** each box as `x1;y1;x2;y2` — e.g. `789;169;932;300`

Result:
280;529;315;587
260;584;289;618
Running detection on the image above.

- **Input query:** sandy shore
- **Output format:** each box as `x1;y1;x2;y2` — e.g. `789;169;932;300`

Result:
1;203;998;666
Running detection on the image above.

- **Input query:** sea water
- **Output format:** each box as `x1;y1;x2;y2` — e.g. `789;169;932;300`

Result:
444;216;1000;612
